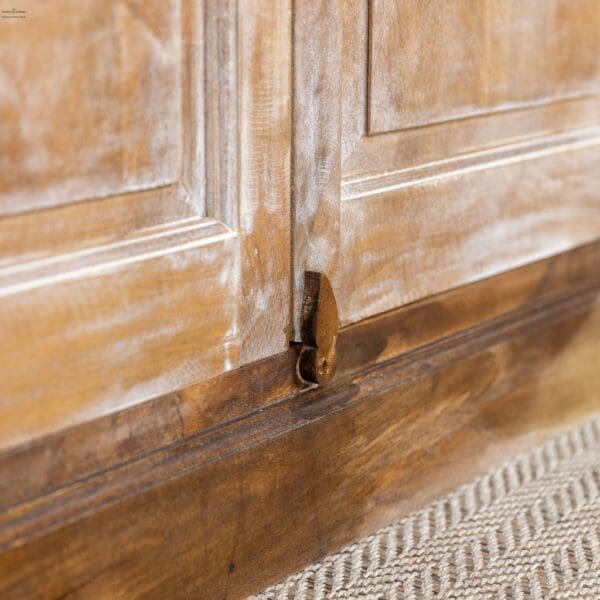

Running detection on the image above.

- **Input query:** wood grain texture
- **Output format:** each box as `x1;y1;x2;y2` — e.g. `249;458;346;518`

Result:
1;240;598;510
0;0;183;215
0;275;598;598
0;0;292;451
0;350;299;509
345;94;600;182
0;219;239;452
368;0;600;134
204;0;237;223
337;239;600;376
238;0;292;361
291;0;342;340
341;130;600;324
2;6;600;595
0;185;195;267
342;0;600;179
295;0;600;329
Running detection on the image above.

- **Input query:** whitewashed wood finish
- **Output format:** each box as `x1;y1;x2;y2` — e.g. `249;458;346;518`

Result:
204;0;237;225
342;0;600;178
291;0;343;341
0;0;184;215
368;0;600;134
342;131;600;322
0;220;238;449
239;0;292;360
294;0;600;327
0;0;291;451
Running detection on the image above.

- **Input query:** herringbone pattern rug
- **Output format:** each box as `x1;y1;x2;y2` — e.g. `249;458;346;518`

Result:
252;415;600;599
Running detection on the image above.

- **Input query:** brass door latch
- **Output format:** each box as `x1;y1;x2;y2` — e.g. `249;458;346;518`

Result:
297;271;339;385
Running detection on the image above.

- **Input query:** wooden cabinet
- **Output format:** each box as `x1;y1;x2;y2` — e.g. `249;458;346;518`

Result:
0;2;599;597
0;0;291;451
292;0;600;332
2;1;598;450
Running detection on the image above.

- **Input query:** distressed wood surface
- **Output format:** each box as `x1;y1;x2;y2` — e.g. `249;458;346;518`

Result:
204;0;237;224
0;272;598;598
291;0;342;340
0;219;239;451
239;0;292;361
337;239;600;375
0;0;291;452
0;185;195;267
0;0;183;215
368;0;600;133
0;349;299;510
1;4;599;595
0;240;597;516
341;130;600;323
292;0;600;327
342;0;600;179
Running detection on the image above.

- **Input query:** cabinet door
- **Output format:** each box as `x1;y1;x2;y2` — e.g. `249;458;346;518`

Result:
0;0;291;451
292;0;600;335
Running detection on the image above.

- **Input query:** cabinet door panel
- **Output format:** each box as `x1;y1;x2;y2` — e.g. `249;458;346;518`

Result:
368;0;600;134
293;0;600;335
0;0;183;215
0;0;291;452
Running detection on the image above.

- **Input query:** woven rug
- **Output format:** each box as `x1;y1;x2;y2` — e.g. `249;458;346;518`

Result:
252;415;600;599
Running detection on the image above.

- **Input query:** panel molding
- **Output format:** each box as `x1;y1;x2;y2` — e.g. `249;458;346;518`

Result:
2;240;598;509
0;218;233;297
342;0;600;179
0;243;599;597
0;0;292;452
294;0;600;332
0;1;188;217
0;218;240;452
342;126;600;200
367;0;600;135
341;141;600;323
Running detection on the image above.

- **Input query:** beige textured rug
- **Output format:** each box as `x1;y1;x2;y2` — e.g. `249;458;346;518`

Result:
252;415;600;599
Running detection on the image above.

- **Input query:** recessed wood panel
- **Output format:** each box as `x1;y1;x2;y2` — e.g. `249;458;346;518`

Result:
341;131;600;323
0;0;292;453
293;0;600;332
2;240;598;509
0;0;184;215
0;220;239;450
368;0;600;134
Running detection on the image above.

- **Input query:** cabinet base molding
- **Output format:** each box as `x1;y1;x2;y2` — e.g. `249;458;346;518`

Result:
0;242;599;598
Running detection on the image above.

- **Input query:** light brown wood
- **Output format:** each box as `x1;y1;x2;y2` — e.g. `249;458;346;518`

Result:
291;0;342;340
342;131;600;322
293;0;600;327
1;4;600;595
0;1;185;215
0;0;291;452
368;0;600;134
238;0;292;361
342;0;600;180
0;219;240;450
1;240;598;511
204;0;236;224
0;274;598;598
